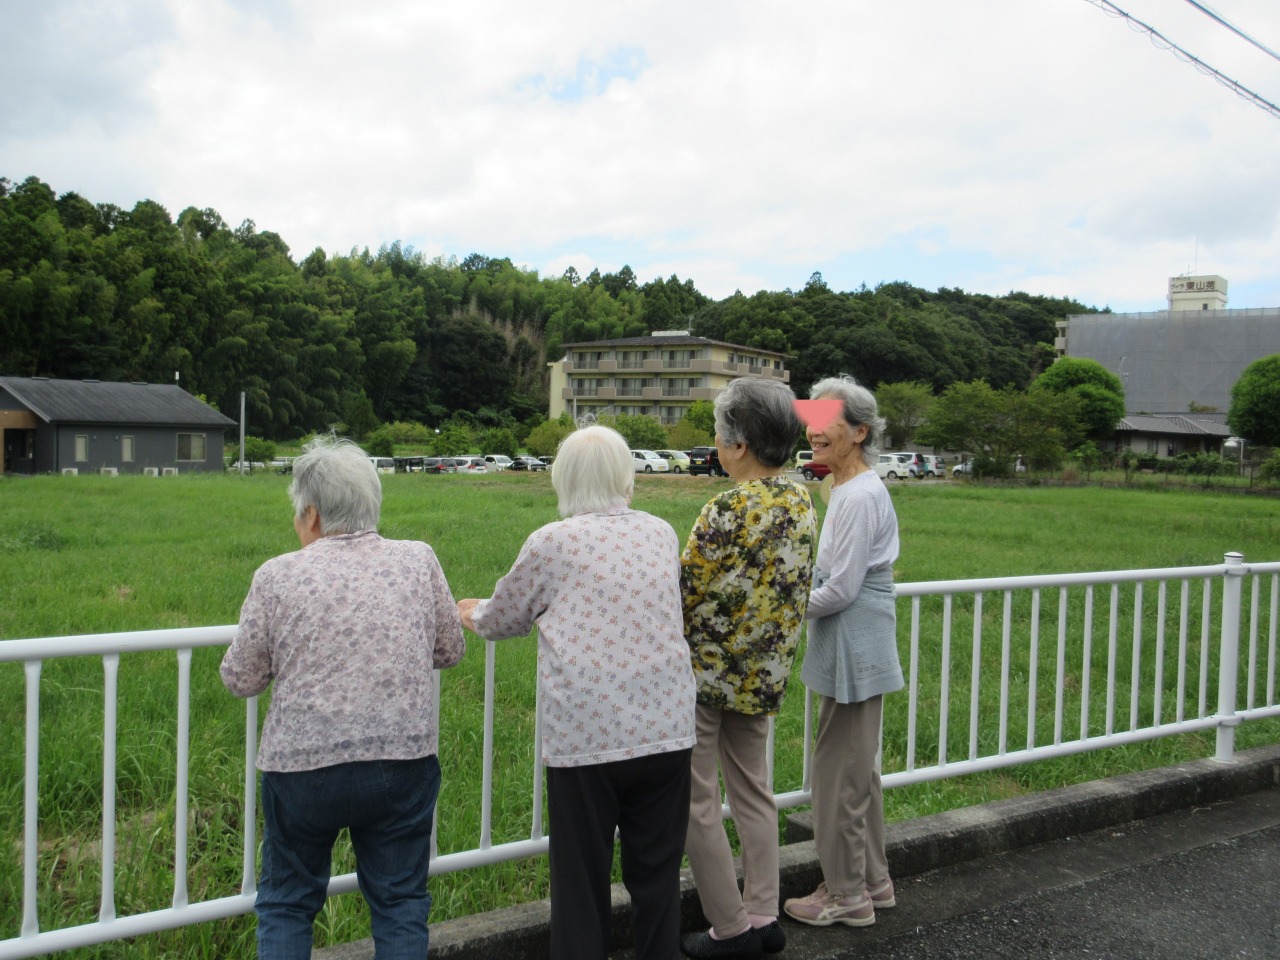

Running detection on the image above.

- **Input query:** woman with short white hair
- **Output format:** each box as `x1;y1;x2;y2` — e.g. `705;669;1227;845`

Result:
458;424;697;960
221;435;466;959
783;375;903;930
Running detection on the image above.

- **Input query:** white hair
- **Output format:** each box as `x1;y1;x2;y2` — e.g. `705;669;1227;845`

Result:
288;435;382;534
810;374;887;460
550;425;634;517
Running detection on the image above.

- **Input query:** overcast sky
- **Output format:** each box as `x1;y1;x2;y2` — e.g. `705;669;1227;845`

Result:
3;0;1279;313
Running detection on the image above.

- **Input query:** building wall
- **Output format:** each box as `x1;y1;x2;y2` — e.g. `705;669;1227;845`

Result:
550;339;790;423
46;424;227;474
1056;307;1280;414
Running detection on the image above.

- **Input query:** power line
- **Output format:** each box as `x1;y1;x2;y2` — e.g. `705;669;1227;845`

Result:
1181;0;1280;65
1081;0;1280;121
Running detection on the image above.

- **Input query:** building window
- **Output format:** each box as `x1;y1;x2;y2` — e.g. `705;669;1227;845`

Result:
75;435;88;462
665;350;692;369
573;351;602;369
121;436;135;462
177;433;206;461
571;379;599;397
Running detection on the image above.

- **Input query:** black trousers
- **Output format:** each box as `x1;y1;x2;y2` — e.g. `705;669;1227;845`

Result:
546;748;693;960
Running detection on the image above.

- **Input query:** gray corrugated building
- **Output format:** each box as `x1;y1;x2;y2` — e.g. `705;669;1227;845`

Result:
0;377;237;476
1054;276;1280;417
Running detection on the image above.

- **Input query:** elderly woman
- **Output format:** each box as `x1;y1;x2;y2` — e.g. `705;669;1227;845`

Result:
220;436;465;960
456;424;696;960
782;375;903;930
679;377;817;959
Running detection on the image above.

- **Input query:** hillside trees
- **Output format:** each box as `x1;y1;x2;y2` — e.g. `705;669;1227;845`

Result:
0;175;1104;442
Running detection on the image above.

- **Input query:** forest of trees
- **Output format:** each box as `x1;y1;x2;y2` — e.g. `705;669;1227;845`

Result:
0;175;1104;441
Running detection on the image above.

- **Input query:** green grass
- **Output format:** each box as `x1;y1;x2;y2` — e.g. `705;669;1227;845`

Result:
1;472;1278;957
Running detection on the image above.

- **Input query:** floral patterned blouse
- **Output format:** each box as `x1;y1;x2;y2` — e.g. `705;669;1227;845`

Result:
221;531;466;772
469;508;697;768
681;476;817;715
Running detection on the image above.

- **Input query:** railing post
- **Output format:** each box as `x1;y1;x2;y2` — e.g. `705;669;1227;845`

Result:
1215;552;1245;763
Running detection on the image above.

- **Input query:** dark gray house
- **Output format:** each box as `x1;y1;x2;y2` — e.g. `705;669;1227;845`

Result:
0;377;237;476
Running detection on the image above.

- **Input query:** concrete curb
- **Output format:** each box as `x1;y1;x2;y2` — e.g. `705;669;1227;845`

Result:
315;743;1280;959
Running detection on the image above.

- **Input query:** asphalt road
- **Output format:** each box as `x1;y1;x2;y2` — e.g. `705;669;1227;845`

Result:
645;787;1280;960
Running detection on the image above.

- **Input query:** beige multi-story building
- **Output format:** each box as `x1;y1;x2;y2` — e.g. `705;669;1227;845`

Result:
548;331;792;425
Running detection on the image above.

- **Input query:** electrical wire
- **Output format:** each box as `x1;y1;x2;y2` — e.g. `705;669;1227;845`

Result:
1181;0;1280;65
1081;0;1280;121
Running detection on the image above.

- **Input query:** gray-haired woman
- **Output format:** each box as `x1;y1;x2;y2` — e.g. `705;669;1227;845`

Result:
457;424;696;960
680;377;816;959
221;436;465;959
783;375;903;930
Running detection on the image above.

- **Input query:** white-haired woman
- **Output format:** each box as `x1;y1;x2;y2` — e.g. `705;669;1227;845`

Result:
457;424;696;960
221;436;465;960
680;377;816;959
783;375;903;930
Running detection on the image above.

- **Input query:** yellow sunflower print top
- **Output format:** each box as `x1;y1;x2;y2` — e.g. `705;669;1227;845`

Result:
680;476;817;715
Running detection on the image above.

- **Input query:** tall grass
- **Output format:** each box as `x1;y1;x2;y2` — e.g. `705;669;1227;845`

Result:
1;473;1278;957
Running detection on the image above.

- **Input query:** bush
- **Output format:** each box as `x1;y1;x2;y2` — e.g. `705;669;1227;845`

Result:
1258;450;1280;484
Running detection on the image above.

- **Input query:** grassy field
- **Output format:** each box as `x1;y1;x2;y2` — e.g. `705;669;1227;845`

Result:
1;471;1278;957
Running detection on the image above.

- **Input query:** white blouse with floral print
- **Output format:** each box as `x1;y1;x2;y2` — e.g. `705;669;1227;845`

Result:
469;508;697;768
221;531;465;772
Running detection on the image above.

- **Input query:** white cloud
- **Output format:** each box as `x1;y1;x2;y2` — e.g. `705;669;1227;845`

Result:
4;0;1279;312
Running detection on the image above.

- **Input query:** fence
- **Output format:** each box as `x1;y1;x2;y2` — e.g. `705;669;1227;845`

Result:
2;553;1278;958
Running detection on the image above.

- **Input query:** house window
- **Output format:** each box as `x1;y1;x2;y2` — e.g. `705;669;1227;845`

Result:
75;435;88;462
177;433;206;461
121;436;135;462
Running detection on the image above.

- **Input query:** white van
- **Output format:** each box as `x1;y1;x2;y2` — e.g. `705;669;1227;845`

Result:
368;457;396;475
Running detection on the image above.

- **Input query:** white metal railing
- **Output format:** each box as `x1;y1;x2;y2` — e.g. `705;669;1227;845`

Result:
2;553;1278;958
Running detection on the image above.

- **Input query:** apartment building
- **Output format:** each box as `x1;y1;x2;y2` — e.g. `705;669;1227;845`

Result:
548;331;791;424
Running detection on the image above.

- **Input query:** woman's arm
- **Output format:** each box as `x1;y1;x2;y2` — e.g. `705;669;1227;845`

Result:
805;491;875;620
220;567;277;697
466;531;550;640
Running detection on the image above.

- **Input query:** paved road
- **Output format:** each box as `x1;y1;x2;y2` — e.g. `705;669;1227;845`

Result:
616;786;1280;960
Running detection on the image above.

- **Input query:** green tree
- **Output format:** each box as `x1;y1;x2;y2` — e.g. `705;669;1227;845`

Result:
1032;357;1125;442
525;419;571;457
431;423;473;457
600;413;668;449
1228;354;1280;447
877;381;934;449
917;380;1078;476
666;419;711;450
477;427;518;458
242;436;277;465
683;400;716;438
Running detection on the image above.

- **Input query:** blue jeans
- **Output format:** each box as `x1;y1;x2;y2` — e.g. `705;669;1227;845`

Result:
257;755;440;960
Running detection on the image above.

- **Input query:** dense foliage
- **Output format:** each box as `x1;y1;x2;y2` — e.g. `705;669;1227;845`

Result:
1228;353;1280;448
1;176;1101;440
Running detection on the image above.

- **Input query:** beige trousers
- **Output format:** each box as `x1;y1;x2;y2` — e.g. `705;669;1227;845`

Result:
811;694;890;898
684;704;780;934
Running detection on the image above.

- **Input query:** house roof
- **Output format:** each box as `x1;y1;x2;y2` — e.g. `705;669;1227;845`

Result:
563;334;791;358
0;377;237;428
1115;414;1233;438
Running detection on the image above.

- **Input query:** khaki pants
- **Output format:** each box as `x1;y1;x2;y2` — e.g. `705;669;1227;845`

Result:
811;694;890;898
684;705;780;934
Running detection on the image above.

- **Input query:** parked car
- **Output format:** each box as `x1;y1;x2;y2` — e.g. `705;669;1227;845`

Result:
793;450;831;481
873;453;915;480
540;455;556;468
483;454;514;471
887;452;925;478
420;457;455;474
952;457;1027;477
687;445;724;476
655;449;691;473
510;456;547;472
453;457;490;474
631;449;670;473
367;457;396;475
921;455;947;478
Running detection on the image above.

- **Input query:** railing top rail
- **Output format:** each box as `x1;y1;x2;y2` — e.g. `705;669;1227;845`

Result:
894;560;1253;598
0;625;238;663
6;559;1277;662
